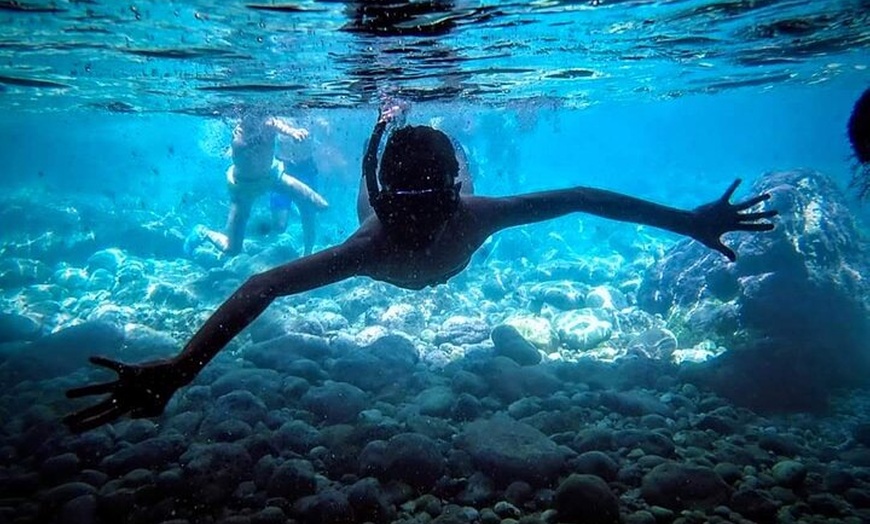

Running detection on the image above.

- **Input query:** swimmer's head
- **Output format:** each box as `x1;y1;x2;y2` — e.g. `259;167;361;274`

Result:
848;87;870;164
239;108;270;132
379;126;459;191
276;132;313;162
371;126;462;248
848;88;870;199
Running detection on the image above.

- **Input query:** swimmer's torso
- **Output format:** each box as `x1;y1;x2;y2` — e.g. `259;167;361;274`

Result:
232;125;277;181
353;203;488;290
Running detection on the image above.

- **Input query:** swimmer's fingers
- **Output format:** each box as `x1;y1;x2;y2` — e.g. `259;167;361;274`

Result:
720;179;742;203
66;357;127;398
734;222;775;232
90;356;127;373
735;192;771;210
63;399;128;434
66;380;118;399
739;210;778;222
709;240;737;263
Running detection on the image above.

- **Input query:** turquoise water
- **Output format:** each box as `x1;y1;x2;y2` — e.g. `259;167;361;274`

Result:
2;1;870;523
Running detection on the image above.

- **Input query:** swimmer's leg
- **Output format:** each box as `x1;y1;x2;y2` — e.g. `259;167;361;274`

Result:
271;208;291;235
220;200;252;255
278;174;329;210
298;204;316;256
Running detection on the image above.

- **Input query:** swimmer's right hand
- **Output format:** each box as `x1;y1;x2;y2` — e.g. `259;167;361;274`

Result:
379;99;409;125
63;356;187;433
287;127;309;141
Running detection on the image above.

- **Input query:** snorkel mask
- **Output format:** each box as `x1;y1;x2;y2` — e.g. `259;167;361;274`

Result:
366;126;462;246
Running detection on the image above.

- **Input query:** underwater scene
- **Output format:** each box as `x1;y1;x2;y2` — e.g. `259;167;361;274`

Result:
2;1;870;523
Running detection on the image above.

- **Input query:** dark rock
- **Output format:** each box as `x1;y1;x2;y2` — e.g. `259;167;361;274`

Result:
571;451;619;482
457;414;567;486
210;368;283;406
65;431;113;466
286;358;327;382
472;356;560;403
266;459;317;498
844;487;870;508
294;489;354;524
504;480;534;507
155;469;184;493
201;390;268;429
96;487;135;522
116;419;158;444
39;482;97;507
627;327;678;360
624;510;656;524
435;316;491;346
770;460;807;488
824;469;855;491
807;492;848;516
554;474;620;524
451;393;483;422
271;420;321;454
0;313;41;343
301;382;368;424
613;430;675;458
252;506;286;524
337;286;387;320
363;433;444;490
243;332;332;371
347;477;395;524
553;357;677;392
416;386;456;417
100;434;185;476
0;258;50;289
695;414;738;434
642;170;870;411
854;422;870;447
758;433;804;457
455;471;495;506
713;462;742;485
203;419;253;443
180;442;254;504
427;504;470;524
641;462;731;510
573;428;616;453
0;321;123;382
730;488;779;521
41;452;81;485
528;281;587;311
491;324;541;366
59;493;97;524
599;391;672;418
330;334;418;392
163;411;203;436
839;447;870;467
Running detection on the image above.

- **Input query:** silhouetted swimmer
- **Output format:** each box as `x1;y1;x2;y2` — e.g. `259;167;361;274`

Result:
64;102;778;433
848;87;870;198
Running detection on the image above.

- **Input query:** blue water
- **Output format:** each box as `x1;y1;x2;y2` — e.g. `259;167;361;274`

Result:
1;1;870;523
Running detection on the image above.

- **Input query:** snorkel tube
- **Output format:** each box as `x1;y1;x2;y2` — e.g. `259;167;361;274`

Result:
365;99;410;206
363;120;388;209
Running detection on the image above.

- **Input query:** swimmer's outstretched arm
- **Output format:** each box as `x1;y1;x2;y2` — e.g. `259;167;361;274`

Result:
474;179;777;261
63;240;368;433
266;117;308;140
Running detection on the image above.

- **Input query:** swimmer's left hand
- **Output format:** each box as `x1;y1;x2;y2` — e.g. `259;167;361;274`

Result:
288;127;309;141
689;178;778;262
63;356;187;433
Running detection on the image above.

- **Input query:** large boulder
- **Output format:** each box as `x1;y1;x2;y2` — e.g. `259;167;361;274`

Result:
456;414;568;486
639;170;870;411
641;462;731;510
